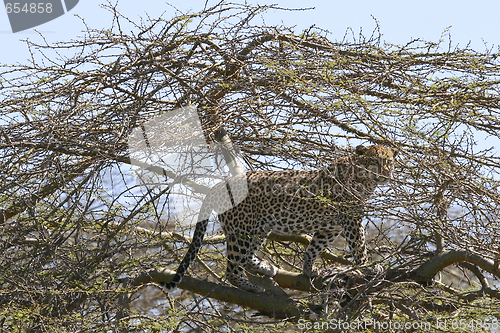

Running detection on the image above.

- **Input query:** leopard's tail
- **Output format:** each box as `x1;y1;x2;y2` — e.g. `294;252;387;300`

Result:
160;198;213;292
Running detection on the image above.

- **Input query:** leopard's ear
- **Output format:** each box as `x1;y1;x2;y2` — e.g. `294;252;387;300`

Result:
355;145;367;155
392;148;399;157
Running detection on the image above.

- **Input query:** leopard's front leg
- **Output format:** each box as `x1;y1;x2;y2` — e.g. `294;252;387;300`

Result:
342;213;368;266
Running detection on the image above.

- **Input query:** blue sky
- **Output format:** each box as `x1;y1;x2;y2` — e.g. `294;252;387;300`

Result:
2;1;499;154
1;0;500;66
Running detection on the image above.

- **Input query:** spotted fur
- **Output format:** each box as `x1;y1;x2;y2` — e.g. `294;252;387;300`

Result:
161;145;396;293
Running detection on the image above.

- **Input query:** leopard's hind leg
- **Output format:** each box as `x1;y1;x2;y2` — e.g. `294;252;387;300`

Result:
246;233;277;277
225;232;265;293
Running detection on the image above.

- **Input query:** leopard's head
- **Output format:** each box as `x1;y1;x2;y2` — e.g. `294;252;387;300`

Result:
354;145;397;184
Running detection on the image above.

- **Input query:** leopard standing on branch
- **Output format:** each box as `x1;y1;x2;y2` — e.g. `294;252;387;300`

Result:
161;144;397;293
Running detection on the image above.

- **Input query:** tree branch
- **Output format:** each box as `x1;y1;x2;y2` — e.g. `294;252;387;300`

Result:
411;250;500;283
130;269;304;319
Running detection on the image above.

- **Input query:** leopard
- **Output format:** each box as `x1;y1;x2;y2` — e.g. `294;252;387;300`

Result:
160;144;397;293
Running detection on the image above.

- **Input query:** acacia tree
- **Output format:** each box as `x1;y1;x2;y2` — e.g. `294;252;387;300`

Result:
1;3;500;332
